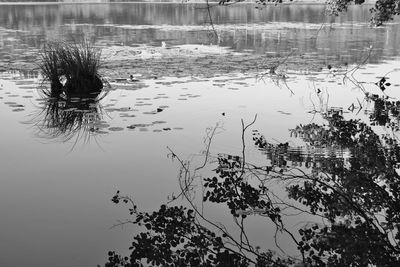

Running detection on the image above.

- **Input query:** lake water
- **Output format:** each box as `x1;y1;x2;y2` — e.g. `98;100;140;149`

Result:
1;2;400;266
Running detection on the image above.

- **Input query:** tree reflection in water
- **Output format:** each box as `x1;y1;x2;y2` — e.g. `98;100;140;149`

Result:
261;113;400;265
107;110;400;266
367;93;400;132
31;86;108;145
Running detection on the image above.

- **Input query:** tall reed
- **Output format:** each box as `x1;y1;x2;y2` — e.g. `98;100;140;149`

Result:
39;40;103;96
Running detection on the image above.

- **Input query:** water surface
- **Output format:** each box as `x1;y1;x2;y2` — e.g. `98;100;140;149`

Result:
0;3;400;266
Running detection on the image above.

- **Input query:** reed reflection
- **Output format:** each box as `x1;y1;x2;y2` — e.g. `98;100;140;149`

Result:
31;85;109;145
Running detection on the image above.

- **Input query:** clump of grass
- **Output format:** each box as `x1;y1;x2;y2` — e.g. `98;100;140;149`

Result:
39;42;64;92
39;40;104;96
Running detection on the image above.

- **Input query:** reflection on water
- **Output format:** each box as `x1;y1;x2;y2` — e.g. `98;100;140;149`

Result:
0;3;400;71
1;2;400;267
367;93;400;130
30;87;108;144
107;110;400;266
253;129;351;169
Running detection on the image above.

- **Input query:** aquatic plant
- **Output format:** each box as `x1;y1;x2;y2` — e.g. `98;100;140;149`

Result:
39;41;104;96
38;42;63;92
35;40;110;146
59;42;103;95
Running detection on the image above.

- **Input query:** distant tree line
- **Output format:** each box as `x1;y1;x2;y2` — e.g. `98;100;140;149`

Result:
218;0;400;26
1;0;399;25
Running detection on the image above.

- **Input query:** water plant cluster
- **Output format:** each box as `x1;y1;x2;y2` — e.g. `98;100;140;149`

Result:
34;41;108;145
38;41;103;97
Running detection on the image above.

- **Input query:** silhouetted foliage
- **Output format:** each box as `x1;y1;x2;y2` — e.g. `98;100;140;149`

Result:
107;112;400;266
365;90;400;135
106;195;256;267
255;113;400;265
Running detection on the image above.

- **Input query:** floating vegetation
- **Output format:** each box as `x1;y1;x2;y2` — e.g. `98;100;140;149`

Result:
152;120;167;124
9;104;24;108
120;114;136;118
142;111;158;115
108;127;124;132
126;121;178;132
93;122;110;129
127;123;151;128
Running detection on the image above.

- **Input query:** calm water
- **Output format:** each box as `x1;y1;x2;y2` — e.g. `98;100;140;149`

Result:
1;3;400;267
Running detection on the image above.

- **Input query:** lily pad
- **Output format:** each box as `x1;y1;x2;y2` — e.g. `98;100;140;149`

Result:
120;113;136;118
152;121;167;124
95;130;109;134
108;127;124;132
